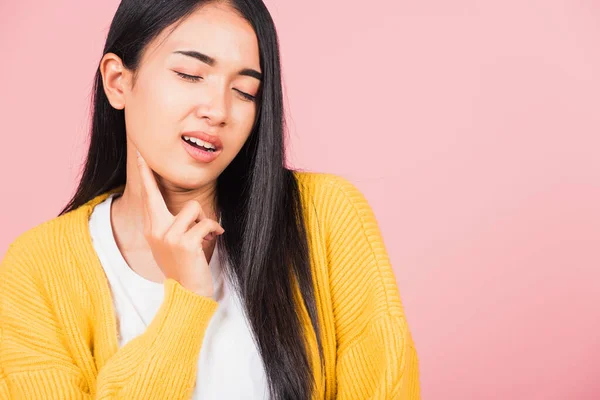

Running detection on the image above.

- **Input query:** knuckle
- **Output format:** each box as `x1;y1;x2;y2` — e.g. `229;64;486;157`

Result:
163;232;179;246
199;219;212;230
150;228;163;239
182;239;198;252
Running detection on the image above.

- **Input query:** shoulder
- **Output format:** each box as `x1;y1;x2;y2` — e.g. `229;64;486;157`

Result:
0;198;106;319
3;211;74;257
293;170;369;208
293;173;405;321
0;197;99;285
293;170;377;230
1;188;116;270
1;212;76;280
293;170;359;192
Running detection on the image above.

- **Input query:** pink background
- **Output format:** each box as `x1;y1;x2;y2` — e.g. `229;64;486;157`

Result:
1;1;599;398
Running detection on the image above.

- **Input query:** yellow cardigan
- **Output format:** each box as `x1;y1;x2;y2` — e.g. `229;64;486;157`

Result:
0;172;419;399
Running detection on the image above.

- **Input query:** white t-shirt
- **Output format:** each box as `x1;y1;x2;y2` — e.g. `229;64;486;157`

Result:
89;193;269;399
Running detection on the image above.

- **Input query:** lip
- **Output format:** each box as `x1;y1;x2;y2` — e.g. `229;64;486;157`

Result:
181;131;223;150
181;137;222;163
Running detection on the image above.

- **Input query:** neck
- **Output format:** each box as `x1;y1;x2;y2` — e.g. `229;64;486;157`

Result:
111;153;219;248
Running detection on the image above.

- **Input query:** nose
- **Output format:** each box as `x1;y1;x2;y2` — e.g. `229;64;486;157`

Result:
196;83;228;127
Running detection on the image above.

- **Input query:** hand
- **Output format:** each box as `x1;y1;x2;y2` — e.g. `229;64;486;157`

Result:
136;151;224;297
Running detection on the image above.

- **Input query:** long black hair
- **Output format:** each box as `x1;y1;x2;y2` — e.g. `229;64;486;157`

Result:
59;1;323;398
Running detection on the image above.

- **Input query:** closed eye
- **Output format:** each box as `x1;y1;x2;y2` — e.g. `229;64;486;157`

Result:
175;71;255;102
175;71;202;82
234;89;256;102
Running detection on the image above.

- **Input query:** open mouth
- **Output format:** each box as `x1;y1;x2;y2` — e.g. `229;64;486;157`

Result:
182;135;218;152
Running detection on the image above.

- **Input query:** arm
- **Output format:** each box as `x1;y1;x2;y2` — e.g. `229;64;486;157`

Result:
95;279;217;399
324;176;420;399
0;241;217;399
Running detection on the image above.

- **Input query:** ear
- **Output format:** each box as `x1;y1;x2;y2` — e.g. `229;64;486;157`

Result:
100;53;131;110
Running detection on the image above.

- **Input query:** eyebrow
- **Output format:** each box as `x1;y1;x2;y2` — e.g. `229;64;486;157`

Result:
173;50;262;81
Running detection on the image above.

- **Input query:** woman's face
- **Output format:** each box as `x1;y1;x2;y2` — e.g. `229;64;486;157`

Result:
113;3;261;189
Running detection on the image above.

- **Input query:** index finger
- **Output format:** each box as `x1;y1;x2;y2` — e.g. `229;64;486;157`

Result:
136;151;172;221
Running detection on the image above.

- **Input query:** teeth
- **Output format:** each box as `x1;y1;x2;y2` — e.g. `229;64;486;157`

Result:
183;135;216;150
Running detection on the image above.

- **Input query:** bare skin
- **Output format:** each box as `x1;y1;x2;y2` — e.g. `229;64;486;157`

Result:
98;3;261;291
136;152;224;297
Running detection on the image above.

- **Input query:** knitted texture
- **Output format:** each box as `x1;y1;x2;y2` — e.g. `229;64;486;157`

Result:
0;172;419;399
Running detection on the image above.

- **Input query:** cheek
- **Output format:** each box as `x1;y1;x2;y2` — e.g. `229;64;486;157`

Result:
127;75;190;145
227;104;256;149
233;102;257;132
145;76;190;124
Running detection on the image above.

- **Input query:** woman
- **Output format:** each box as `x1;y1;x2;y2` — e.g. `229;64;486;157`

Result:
0;0;419;399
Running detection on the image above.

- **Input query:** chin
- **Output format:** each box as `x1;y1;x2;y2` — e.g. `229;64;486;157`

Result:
158;165;218;191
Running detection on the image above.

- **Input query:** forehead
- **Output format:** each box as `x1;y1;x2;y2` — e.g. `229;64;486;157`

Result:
148;3;260;68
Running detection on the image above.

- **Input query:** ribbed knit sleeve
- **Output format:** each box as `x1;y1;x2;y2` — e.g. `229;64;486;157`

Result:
0;236;218;399
95;279;218;399
322;175;420;399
